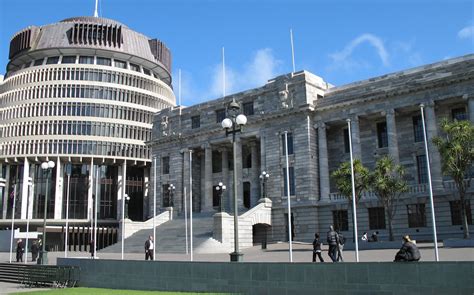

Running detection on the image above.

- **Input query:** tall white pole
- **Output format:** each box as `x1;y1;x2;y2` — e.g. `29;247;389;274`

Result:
25;178;31;264
9;183;17;263
178;69;182;106
189;150;193;261
153;157;157;261
222;47;226;98
284;131;293;262
184;186;188;255
65;167;71;258
420;104;440;261
347;119;360;262
290;29;296;73
94;0;99;17
94;166;99;259
121;163;126;260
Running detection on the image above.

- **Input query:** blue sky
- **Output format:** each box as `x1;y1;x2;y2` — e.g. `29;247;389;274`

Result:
1;0;473;106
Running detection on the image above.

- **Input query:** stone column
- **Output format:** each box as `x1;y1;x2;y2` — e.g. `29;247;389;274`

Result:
20;158;30;219
468;97;474;122
54;158;63;220
318;123;330;201
204;144;213;211
350;116;362;159
250;142;259;207
235;137;243;208
423;102;443;190
221;148;229;211
182;149;190;214
386;109;400;163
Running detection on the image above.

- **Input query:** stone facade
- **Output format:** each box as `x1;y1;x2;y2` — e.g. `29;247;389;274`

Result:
150;54;474;243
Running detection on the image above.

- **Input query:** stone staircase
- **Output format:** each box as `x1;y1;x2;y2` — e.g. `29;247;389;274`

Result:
100;212;230;254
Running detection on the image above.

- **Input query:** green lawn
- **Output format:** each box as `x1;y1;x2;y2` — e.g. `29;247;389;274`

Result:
12;288;229;295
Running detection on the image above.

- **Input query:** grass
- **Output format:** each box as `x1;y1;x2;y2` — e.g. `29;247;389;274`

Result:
12;288;228;295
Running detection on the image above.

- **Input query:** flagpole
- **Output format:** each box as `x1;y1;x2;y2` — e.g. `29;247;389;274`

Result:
64;164;71;258
9;183;17;263
347;119;359;262
25;177;32;264
420;104;440;261
184;186;188;255
290;29;296;73
189;150;193;261
284;131;293;262
153;157;157;261
94;166;99;259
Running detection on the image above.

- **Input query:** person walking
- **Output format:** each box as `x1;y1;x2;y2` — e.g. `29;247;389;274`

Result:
336;231;345;262
16;239;24;262
394;235;421;262
31;240;39;262
312;233;324;262
144;235;154;260
326;226;339;262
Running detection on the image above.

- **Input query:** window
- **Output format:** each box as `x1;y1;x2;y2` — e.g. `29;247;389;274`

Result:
377;122;388;148
114;60;126;69
96;57;111;66
243;101;254;116
61;56;76;64
407;204;426;228
283;166;295;196
143;68;151;76
46;56;60;65
212;151;222;173
191;115;200;129
129;63;140;72
413;115;424;142
78;56;94;64
368;207;386;229
343;128;350;153
33;59;44;66
333;210;349;231
162;156;170;174
215;109;226;123
450;200;472;225
281;132;294;155
451;107;468;121
162;184;172;207
416;155;428;184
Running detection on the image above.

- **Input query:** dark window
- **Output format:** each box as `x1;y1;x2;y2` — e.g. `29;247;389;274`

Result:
243;182;251;209
162;184;172;207
450;200;472;225
212;151;222;173
333;210;349;231
215;109;226;123
129;63;140;72
451;107;468;121
243;102;254;116
33;59;44;66
413;115;424;142
368;207;386;229
416;155;428;184
62;56;76;64
407;204;426;228
242;146;251;169
343;128;350;153
143;68;151;76
162;156;170;175
96;57;111;66
281;132;294;155
377;122;388;148
283;166;295;196
46;56;60;65
114;60;126;69
212;185;221;208
191;115;200;129
79;56;94;64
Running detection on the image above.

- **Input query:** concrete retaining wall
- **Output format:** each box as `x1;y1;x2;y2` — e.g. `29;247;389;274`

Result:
58;258;474;294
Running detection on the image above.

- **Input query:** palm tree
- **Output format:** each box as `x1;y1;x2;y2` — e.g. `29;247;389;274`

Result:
331;159;370;238
433;118;474;239
370;156;408;241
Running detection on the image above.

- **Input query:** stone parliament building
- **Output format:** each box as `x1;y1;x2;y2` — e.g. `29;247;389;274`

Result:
151;54;474;244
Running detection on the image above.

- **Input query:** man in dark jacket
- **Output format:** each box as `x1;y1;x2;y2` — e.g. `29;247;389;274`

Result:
394;235;421;262
144;235;154;260
16;239;24;262
326;226;339;262
312;233;324;262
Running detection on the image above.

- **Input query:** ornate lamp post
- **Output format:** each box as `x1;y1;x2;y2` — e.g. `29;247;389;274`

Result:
168;183;176;207
215;182;227;212
39;160;55;265
259;171;270;199
124;194;130;219
221;98;247;262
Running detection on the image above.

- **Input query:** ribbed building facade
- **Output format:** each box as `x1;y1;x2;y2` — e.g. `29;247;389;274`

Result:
0;16;175;248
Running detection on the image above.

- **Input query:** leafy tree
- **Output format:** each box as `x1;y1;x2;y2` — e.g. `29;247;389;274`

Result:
369;156;408;241
331;159;370;237
433;118;474;239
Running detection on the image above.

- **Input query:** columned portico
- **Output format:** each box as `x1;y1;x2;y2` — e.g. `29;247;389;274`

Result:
386;109;400;163
204;144;213;211
250;142;259;207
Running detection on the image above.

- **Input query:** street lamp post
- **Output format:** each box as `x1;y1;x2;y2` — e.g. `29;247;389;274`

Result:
221;98;247;262
215;182;227;212
168;184;175;207
259;171;270;199
39;160;55;265
124;194;130;219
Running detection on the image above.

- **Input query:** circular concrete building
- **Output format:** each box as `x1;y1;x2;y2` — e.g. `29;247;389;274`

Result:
0;16;175;249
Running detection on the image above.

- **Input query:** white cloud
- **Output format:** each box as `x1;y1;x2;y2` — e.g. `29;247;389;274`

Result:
329;33;390;68
208;48;282;99
458;25;474;39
